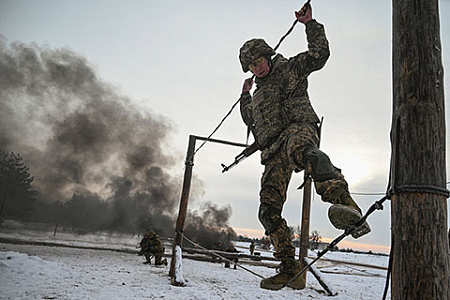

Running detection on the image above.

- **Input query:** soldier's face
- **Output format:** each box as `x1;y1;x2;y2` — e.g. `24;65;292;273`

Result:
249;57;270;78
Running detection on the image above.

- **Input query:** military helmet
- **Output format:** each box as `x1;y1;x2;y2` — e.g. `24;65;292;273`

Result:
239;38;276;72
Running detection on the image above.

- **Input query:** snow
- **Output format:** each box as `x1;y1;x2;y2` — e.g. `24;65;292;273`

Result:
173;245;185;286
307;258;338;296
0;226;391;299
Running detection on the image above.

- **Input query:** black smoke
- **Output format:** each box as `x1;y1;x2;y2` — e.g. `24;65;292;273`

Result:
0;38;236;243
184;202;236;250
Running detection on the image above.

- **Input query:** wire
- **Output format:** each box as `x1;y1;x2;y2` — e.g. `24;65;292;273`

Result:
351;192;388;196
177;230;266;279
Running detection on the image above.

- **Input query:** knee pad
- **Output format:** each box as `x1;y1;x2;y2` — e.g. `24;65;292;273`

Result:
302;147;340;182
258;203;282;235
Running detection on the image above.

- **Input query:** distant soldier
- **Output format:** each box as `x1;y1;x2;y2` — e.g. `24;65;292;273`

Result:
213;241;222;251
224;243;239;269
249;241;256;255
138;230;167;266
261;237;271;250
212;241;223;263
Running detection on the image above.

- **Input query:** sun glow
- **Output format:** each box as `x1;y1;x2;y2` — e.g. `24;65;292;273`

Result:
334;155;370;186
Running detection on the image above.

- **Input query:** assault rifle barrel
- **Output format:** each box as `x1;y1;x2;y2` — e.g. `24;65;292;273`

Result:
221;142;258;173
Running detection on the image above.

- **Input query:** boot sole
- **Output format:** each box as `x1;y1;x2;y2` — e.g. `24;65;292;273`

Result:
260;281;305;290
328;204;371;238
260;268;305;291
260;282;284;290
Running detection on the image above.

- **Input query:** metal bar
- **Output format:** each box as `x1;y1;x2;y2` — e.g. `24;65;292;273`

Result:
192;135;248;148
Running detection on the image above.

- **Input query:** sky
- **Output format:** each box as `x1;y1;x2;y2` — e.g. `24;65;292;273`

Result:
1;0;449;253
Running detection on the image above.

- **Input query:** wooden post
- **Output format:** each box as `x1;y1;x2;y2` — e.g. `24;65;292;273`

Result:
298;175;312;286
391;0;449;298
299;173;337;296
169;135;196;278
299;117;323;286
168;135;248;279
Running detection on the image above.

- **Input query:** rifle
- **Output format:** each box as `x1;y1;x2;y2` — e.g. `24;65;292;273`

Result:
221;142;259;173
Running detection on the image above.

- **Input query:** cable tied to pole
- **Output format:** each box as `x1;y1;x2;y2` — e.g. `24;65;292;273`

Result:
284;192;392;289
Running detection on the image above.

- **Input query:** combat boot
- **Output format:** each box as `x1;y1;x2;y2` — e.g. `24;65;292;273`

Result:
328;192;371;238
155;256;168;266
260;258;305;290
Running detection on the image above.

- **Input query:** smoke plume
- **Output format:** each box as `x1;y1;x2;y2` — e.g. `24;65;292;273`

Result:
0;38;236;243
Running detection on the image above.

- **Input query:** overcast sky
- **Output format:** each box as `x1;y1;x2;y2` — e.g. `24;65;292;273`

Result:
1;0;449;252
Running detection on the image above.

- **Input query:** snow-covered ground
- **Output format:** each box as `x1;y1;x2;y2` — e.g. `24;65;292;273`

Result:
0;223;391;299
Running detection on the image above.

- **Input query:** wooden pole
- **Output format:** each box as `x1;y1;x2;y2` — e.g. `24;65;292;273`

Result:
391;0;449;298
299;117;323;286
298;175;312;286
168;135;247;278
169;135;196;278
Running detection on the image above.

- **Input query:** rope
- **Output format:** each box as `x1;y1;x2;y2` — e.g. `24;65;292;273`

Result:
284;192;392;289
192;98;241;157
176;193;393;293
177;231;266;279
273;0;311;52
382;236;394;300
351;192;388;196
190;1;311;157
273;19;298;52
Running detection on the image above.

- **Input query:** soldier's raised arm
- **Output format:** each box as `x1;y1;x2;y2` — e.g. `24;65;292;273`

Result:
292;4;330;75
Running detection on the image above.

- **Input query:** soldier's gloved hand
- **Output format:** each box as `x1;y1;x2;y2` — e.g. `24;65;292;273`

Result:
295;2;312;24
242;77;254;93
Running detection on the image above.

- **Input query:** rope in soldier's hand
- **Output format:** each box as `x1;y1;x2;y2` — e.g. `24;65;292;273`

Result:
191;0;312;158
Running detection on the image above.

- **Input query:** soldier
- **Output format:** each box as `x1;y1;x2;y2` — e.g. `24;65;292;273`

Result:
249;241;256;255
261;237;271;250
224;243;239;269
211;241;223;263
138;230;167;266
213;241;222;251
238;3;370;290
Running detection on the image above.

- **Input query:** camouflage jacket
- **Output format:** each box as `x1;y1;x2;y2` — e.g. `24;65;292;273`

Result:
239;20;329;163
140;235;164;255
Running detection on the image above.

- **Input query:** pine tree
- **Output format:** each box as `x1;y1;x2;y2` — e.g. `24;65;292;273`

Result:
0;150;38;222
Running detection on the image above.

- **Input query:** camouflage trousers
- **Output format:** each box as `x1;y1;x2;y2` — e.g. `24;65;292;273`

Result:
258;123;351;259
143;251;164;264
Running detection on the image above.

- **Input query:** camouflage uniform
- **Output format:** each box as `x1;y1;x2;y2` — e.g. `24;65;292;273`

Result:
249;241;256;255
138;231;167;265
239;20;370;260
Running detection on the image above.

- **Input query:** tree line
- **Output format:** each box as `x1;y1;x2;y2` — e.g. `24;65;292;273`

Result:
0;149;172;235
